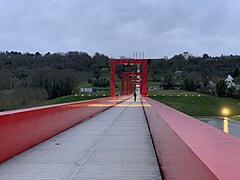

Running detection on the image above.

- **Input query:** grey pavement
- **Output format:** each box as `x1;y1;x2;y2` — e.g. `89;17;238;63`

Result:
0;97;161;180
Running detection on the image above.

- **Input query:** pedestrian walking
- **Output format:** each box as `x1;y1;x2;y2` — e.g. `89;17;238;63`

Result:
134;91;137;102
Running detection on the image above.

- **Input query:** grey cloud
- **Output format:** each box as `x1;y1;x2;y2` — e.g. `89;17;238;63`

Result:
0;0;239;58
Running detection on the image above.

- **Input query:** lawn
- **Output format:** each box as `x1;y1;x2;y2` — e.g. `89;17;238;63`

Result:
148;81;160;86
149;90;240;117
40;94;108;106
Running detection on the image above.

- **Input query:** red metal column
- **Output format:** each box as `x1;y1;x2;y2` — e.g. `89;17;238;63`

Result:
142;61;148;96
121;72;125;95
110;60;115;97
130;83;133;94
126;80;129;95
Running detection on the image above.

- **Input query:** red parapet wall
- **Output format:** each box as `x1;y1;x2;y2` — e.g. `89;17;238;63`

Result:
0;96;129;163
143;97;240;180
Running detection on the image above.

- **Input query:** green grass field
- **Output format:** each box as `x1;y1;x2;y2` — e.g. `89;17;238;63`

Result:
40;94;108;106
149;90;240;117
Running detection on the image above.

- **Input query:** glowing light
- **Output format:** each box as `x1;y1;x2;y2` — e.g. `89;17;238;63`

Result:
185;95;187;96
89;94;91;96
178;95;180;96
124;63;128;66
198;95;201;97
75;94;77;96
103;94;106;96
82;94;84;97
223;117;229;133
154;94;156;96
221;107;230;117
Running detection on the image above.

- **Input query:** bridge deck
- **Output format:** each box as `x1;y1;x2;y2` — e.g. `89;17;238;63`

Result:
0;98;161;180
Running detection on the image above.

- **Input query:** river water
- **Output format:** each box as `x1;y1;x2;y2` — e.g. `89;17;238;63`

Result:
197;117;240;138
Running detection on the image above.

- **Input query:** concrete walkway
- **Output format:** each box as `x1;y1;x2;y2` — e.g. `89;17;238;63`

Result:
0;98;161;180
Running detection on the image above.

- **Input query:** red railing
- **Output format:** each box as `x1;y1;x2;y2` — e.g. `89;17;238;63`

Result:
0;96;130;163
143;97;240;180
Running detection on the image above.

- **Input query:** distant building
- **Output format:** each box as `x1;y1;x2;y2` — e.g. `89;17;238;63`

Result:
162;56;169;60
207;80;215;88
119;56;130;59
225;75;235;87
79;88;94;93
174;71;183;79
182;52;193;60
198;81;204;88
148;86;161;91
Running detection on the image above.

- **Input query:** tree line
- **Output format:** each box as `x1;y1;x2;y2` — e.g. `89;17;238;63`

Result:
149;53;240;99
0;51;109;111
1;51;240;111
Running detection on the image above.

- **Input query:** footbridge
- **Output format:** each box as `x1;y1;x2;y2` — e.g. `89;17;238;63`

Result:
1;58;240;179
1;96;240;179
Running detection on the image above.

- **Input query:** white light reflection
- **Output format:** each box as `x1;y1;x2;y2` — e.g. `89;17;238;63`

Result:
223;117;229;134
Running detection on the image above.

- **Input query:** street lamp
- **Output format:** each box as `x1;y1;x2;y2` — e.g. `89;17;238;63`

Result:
221;107;230;117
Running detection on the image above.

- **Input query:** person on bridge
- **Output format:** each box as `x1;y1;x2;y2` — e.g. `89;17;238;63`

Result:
134;91;137;102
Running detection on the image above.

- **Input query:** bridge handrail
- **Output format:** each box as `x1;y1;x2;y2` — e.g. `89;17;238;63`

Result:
0;96;130;163
143;97;240;180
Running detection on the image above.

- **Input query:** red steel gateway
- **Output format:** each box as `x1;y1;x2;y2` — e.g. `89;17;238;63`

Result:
110;59;148;96
125;78;141;95
121;72;142;95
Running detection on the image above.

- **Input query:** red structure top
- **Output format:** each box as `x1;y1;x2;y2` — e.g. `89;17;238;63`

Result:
110;59;148;97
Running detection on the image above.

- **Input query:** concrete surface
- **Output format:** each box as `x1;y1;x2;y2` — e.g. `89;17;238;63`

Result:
0;97;161;180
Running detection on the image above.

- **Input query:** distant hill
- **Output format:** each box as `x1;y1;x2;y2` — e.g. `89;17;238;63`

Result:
1;51;240;111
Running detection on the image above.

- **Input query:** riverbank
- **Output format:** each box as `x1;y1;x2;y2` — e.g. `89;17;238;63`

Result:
149;90;240;118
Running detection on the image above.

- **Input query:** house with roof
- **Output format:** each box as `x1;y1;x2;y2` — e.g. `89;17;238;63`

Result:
224;74;240;90
225;75;235;87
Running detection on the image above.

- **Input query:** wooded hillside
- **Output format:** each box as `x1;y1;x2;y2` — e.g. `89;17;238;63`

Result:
1;51;240;111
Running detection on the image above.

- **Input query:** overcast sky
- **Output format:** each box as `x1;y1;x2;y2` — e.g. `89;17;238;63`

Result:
0;0;240;58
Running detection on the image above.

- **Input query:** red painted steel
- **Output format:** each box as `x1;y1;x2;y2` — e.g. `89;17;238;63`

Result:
141;60;148;96
121;72;142;95
126;78;141;95
143;97;240;179
110;59;148;96
129;84;132;94
122;72;142;76
121;72;125;95
110;60;116;97
0;96;130;163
